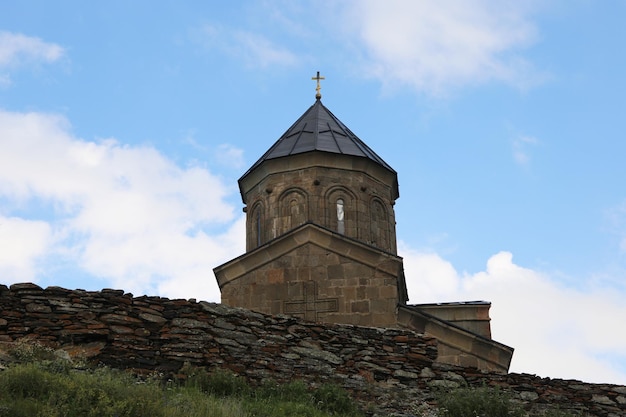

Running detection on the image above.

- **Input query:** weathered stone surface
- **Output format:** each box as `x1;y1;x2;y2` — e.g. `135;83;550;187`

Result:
592;394;615;405
211;328;257;344
614;386;626;395
215;337;241;348
217;234;403;329
138;312;167;323
520;391;540;401
61;341;106;358
110;325;134;334
171;318;211;329
428;379;461;389
134;328;151;337
101;314;142;325
213;318;236;330
393;369;418;379
9;283;43;292
238;158;398;254
291;345;343;365
25;303;52;313
0;283;624;417
48;299;89;312
442;371;466;384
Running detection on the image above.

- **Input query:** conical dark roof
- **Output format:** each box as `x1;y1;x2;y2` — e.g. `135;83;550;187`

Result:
241;99;396;177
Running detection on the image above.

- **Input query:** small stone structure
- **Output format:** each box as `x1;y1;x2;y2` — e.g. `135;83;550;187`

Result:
1;283;625;416
214;92;513;372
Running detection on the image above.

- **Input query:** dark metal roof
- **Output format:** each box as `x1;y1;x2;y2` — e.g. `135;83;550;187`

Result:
241;99;396;177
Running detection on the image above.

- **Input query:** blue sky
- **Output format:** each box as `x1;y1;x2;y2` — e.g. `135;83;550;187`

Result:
1;1;626;385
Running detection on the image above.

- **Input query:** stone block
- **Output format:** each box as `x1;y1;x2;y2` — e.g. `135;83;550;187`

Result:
357;286;367;299
296;267;311;281
267;269;284;284
25;303;52;313
366;286;380;299
327;264;344;279
340;286;356;300
351;300;370;313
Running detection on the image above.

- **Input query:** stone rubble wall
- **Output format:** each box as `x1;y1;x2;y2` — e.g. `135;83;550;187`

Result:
1;283;625;417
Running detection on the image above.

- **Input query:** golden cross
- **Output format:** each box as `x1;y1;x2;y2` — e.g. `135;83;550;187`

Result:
311;71;325;100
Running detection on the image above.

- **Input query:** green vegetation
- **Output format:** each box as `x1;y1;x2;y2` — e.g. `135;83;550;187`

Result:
436;385;525;417
0;362;362;417
435;385;582;417
537;408;584;417
0;357;363;417
0;341;586;417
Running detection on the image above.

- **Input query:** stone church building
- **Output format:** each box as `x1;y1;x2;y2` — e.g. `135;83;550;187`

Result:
214;78;513;373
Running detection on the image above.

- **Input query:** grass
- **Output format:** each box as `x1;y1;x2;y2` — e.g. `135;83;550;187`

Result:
435;385;584;417
436;385;525;417
0;341;587;417
0;359;363;417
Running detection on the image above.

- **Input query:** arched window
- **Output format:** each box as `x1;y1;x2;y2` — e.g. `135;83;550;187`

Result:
336;198;345;235
326;187;355;237
250;203;264;249
371;199;389;250
279;189;307;235
255;209;262;247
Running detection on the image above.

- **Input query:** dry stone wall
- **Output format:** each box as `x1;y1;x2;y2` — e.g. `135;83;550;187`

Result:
0;283;437;386
1;283;625;416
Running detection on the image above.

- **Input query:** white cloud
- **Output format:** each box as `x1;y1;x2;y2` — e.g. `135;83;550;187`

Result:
512;135;539;166
0;215;52;282
340;0;542;96
0;31;65;85
0;109;244;301
232;30;300;68
215;144;245;170
400;243;626;384
195;24;299;69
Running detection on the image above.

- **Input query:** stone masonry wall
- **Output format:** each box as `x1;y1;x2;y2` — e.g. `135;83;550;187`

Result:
219;240;401;327
1;283;625;416
242;159;398;254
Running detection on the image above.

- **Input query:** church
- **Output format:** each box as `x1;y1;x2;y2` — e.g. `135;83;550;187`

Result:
213;73;513;373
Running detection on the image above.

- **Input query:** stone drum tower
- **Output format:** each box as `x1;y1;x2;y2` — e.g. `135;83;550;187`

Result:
214;74;406;327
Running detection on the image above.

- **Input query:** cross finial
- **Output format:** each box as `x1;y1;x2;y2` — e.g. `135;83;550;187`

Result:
311;71;325;100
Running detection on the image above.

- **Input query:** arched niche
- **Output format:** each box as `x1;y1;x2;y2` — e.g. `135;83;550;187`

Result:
247;201;265;250
370;197;391;252
278;188;308;235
